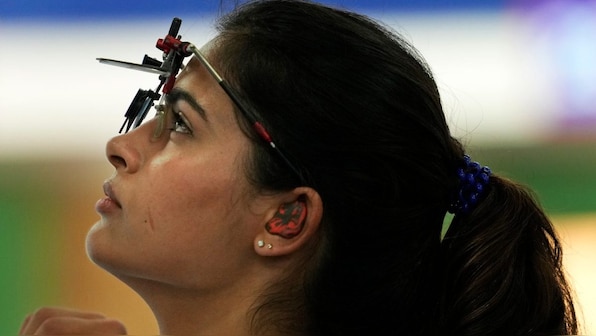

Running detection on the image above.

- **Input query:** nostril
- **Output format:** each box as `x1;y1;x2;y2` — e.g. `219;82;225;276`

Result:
109;155;127;169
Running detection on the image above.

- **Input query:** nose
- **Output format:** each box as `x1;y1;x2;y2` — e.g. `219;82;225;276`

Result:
106;133;141;174
105;118;165;173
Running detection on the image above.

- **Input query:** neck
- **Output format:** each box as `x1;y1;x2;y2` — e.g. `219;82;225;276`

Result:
107;254;309;335
120;275;262;335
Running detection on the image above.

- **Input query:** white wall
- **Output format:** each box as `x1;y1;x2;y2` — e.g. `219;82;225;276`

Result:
2;5;595;158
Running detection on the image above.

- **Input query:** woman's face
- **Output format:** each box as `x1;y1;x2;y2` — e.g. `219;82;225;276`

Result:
87;53;269;291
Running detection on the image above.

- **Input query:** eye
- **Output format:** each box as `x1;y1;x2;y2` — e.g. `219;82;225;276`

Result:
170;111;193;135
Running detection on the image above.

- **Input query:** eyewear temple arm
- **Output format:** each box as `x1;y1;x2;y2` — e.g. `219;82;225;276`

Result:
185;43;302;180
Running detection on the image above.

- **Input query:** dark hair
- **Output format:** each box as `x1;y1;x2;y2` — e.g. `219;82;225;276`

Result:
213;0;578;334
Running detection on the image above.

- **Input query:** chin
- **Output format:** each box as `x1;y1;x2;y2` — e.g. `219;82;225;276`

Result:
86;220;119;272
85;223;157;286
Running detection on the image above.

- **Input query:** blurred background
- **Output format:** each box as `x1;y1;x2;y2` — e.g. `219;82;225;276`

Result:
1;0;595;333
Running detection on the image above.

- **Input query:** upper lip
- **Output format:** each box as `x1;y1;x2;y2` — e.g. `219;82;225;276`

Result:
103;181;122;208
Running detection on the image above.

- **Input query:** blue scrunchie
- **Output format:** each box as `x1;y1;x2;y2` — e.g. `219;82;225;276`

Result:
448;155;491;215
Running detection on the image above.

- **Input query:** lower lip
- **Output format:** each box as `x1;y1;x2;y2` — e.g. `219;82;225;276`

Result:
95;197;120;213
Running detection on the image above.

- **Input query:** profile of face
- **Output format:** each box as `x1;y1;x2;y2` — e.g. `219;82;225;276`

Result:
86;50;275;293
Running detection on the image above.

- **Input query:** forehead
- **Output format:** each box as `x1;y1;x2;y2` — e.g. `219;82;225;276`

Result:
178;56;209;84
179;38;219;78
175;51;221;101
172;53;239;128
175;39;223;90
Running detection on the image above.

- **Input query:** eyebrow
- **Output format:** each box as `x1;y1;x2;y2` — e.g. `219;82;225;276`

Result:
166;87;208;121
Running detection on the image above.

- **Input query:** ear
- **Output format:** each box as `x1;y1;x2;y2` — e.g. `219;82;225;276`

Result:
254;187;323;257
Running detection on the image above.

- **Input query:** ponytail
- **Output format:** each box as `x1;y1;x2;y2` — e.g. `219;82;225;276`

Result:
439;175;578;335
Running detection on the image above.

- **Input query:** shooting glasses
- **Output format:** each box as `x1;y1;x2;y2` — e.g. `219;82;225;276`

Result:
97;18;303;182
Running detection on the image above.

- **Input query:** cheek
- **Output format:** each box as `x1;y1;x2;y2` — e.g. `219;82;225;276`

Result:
144;155;247;242
131;181;252;286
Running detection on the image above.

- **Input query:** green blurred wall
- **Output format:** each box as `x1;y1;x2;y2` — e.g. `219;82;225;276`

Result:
0;163;64;333
469;142;596;214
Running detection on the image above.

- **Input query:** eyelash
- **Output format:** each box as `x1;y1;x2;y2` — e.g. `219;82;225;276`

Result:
169;111;193;135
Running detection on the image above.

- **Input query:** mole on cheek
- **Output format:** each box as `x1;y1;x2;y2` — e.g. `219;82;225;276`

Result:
145;207;156;232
